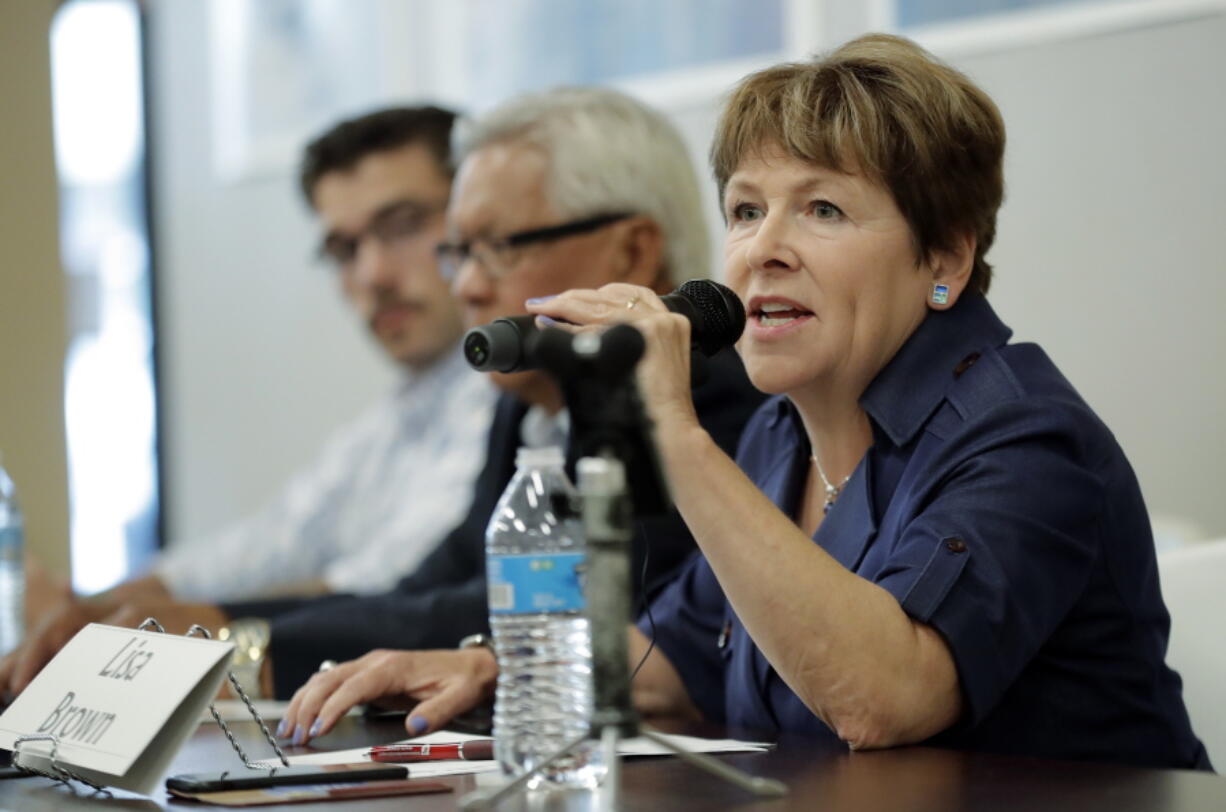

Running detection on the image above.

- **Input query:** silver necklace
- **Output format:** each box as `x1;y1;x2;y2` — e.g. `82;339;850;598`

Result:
811;454;851;515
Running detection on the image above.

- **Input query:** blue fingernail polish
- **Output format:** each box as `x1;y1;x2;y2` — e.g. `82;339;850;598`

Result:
525;295;556;305
293;725;307;746
309;719;322;738
408;715;428;736
536;315;558;326
276;719;289;737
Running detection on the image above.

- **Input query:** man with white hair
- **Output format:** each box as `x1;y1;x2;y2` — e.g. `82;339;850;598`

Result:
260;88;763;727
264;88;765;734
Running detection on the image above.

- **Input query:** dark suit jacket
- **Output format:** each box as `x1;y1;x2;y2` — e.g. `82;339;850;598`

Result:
224;348;766;698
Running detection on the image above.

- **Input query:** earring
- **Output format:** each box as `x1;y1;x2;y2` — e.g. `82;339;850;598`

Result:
931;283;949;305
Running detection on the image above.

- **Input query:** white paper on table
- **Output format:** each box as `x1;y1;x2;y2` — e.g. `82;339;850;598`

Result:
253;729;770;779
199;699;362;724
617;732;772;756
253;731;501;778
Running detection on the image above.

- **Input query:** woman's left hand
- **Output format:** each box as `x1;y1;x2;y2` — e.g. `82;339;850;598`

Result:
525;283;700;434
279;648;498;745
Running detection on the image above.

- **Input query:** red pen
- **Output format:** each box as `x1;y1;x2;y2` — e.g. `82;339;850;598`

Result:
368;740;495;763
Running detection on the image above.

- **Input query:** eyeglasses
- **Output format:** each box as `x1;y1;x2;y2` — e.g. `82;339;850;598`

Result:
435;212;632;281
317;199;448;269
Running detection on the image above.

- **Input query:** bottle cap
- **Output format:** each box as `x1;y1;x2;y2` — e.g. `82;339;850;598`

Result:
515;445;564;469
576;457;625;493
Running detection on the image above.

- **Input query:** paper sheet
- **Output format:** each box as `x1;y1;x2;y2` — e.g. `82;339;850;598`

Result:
199;700;362;724
253;730;770;779
616;733;772;757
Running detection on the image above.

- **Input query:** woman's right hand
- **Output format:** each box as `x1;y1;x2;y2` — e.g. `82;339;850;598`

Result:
278;648;498;745
525;283;702;437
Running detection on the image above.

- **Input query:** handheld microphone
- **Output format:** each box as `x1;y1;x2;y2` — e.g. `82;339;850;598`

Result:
463;279;746;373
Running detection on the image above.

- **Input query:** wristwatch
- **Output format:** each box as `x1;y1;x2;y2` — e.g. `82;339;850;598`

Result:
218;618;271;699
458;633;493;653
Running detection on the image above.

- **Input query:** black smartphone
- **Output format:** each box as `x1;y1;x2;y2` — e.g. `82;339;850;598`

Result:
0;749;26;780
165;762;408;793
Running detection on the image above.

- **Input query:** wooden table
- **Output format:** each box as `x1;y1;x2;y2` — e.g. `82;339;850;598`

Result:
1;715;1221;810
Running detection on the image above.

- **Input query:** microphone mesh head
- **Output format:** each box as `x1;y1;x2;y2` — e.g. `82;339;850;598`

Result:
677;279;746;355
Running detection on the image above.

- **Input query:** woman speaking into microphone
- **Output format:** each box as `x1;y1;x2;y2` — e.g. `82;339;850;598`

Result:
524;34;1207;768
283;34;1208;769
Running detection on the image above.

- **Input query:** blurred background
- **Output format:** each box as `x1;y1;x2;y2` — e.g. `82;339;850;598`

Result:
2;0;1224;593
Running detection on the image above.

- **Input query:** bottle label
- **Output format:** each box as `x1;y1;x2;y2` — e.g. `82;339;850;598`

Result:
487;552;585;614
0;525;22;549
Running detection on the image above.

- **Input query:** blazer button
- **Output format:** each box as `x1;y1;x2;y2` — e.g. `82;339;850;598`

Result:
953;352;981;378
945;537;967;553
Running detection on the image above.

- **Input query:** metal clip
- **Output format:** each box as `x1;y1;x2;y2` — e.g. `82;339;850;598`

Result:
12;734;111;796
183;623;289;767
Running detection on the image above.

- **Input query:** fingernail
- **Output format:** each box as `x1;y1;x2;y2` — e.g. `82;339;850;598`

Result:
525;295;555;305
536;315;558;326
276;719;289;737
293;725;308;746
408;715;428;736
309;719;322;738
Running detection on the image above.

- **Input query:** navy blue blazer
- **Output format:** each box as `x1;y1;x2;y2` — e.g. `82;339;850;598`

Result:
641;293;1209;770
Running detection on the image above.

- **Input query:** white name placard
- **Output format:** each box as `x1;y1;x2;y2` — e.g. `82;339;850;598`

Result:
0;623;234;794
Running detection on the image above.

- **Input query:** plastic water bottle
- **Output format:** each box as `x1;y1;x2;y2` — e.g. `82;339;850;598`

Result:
0;457;25;656
485;445;603;788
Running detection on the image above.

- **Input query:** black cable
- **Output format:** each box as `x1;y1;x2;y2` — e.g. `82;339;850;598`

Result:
628;524;656;683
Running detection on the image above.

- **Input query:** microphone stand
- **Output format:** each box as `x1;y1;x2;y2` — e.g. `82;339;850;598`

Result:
460;327;786;810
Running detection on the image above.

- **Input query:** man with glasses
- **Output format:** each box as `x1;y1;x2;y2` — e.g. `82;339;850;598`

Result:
154;105;495;599
266;87;765;733
1;107;496;696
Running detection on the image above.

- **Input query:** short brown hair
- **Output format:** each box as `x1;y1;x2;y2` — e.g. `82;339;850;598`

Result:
299;106;458;208
711;34;1005;293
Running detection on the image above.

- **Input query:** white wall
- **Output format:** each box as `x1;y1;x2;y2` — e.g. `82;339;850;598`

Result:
149;3;396;544
149;3;1226;546
957;15;1226;540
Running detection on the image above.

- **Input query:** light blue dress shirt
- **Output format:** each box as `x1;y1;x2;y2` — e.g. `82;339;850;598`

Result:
156;345;496;600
